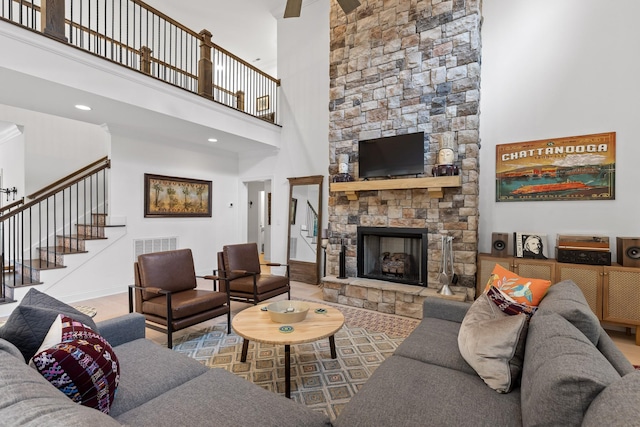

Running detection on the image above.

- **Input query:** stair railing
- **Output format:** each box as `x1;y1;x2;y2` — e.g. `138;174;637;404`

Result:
1;0;280;123
298;200;318;254
0;157;110;298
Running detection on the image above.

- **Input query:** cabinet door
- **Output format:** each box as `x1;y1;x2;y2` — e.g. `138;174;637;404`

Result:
513;258;556;283
603;266;640;326
555;263;603;319
476;254;512;298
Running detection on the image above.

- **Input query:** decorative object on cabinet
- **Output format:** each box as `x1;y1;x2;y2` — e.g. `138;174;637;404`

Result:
514;232;548;259
616;237;640;268
495;132;616;202
491;232;511;257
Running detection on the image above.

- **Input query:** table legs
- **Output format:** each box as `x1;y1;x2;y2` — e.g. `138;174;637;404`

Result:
285;345;291;398
240;335;338;399
240;339;249;362
329;335;337;359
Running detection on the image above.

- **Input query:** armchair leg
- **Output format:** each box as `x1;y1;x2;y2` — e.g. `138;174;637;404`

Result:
227;310;231;334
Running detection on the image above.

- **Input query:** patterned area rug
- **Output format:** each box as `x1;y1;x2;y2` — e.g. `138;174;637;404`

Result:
172;303;419;420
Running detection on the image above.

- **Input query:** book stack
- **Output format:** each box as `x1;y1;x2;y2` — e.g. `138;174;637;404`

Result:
555;235;611;266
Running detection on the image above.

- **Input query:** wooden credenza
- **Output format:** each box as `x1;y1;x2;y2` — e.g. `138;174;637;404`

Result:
477;253;640;345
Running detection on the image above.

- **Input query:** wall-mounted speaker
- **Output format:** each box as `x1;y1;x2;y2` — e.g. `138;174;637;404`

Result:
616;237;640;268
491;232;511;257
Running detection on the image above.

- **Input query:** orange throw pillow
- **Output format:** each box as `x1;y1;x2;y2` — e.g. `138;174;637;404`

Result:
484;264;551;307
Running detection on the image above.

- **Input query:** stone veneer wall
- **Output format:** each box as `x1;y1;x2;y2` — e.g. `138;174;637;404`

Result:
327;0;481;292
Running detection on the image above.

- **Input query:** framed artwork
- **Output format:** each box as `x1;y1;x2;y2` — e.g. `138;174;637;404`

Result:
496;132;615;202
267;192;272;225
290;198;297;225
514;232;548;259
257;95;269;112
144;173;212;218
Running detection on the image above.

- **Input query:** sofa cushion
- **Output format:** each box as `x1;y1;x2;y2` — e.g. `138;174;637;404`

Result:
0;349;121;426
0;288;98;362
537;279;600;344
521;311;620;427
394;317;475;376
108;338;208;417
30;315;120;414
582;371;640;426
485;264;551;306
334;355;521;427
458;293;528;393
115;368;331;427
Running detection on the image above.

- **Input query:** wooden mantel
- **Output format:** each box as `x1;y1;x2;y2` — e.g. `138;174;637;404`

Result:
329;176;462;200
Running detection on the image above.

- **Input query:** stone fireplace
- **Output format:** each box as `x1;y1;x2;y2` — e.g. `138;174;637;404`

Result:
323;1;481;318
358;227;427;286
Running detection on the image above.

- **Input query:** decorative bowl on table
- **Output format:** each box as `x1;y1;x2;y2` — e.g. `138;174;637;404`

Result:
266;300;310;323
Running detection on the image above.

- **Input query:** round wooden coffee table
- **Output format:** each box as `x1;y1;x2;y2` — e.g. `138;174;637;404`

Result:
231;301;345;398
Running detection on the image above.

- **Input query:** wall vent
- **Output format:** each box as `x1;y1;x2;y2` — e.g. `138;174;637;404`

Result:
133;237;178;261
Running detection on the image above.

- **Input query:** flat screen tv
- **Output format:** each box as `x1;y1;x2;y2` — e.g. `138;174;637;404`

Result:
358;132;425;179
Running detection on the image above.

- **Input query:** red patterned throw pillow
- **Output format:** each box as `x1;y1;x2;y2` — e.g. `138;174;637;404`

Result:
30;314;119;414
486;285;538;319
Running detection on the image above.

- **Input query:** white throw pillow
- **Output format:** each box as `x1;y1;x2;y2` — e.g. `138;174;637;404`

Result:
457;293;528;393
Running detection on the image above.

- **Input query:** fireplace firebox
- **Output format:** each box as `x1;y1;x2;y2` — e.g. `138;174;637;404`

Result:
357;227;428;286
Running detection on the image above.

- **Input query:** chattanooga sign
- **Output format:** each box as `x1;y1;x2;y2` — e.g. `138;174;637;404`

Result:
495;132;616;202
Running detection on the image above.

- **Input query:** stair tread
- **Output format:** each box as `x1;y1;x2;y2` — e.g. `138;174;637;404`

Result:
2;272;42;287
20;259;66;270
38;246;88;255
59;234;108;241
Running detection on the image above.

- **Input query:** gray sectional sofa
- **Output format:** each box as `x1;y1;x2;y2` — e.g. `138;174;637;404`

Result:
0;311;330;426
334;280;640;426
1;281;639;426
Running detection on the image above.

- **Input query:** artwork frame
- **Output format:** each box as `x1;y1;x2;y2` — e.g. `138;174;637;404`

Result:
257;95;270;112
514;232;549;259
144;173;212;218
267;192;272;225
290;198;297;225
496;132;616;202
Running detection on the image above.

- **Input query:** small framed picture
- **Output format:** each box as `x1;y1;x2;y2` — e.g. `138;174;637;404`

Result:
257;95;269;112
514;232;548;259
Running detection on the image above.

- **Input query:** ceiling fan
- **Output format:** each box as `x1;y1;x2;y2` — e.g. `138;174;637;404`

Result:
284;0;361;18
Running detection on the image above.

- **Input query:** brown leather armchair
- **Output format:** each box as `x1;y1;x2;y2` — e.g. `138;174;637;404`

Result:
217;242;290;304
129;248;230;348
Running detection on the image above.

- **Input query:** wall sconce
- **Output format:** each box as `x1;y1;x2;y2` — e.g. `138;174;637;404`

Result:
0;187;17;202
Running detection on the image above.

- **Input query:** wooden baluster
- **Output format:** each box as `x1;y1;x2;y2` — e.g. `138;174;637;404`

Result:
140;46;152;75
198;30;213;99
41;0;67;42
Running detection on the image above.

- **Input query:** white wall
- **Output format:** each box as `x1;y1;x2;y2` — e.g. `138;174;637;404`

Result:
0;126;24;204
239;0;330;264
0;105;107;194
479;0;640;258
109;132;241;276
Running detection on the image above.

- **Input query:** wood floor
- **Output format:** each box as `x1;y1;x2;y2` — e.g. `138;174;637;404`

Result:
70;280;640;366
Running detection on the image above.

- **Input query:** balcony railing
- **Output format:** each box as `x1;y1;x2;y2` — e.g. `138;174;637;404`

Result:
0;0;280;124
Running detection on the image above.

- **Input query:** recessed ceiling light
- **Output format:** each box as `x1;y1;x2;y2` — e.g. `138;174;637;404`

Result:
75;104;92;111
208;138;218;143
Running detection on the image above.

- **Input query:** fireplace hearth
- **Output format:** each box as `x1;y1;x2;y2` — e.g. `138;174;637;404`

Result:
357;227;428;286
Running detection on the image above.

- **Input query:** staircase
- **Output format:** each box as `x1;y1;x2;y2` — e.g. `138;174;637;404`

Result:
1;157;118;305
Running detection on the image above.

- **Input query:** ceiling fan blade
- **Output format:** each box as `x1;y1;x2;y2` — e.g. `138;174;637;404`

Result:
284;0;303;18
337;0;361;15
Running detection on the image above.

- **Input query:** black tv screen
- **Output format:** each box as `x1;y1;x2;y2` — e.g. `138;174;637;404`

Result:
358;132;425;179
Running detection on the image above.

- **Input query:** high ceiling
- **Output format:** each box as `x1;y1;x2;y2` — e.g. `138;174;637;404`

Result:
143;0;288;76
